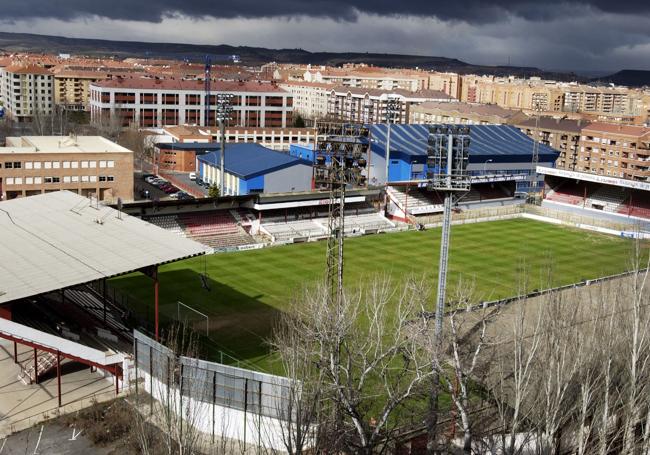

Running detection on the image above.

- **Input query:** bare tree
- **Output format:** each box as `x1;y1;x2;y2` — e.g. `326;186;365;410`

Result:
275;275;435;454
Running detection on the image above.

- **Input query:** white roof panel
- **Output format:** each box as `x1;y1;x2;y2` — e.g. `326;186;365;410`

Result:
0;191;209;303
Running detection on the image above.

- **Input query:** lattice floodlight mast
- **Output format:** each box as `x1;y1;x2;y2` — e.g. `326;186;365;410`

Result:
426;124;471;335
216;94;234;195
313;122;370;305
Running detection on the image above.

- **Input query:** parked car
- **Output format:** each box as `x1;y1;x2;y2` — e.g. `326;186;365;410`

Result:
145;176;159;184
189;172;197;181
196;178;204;186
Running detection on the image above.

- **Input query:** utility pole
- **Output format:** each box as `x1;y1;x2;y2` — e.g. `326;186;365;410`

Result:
425;124;471;453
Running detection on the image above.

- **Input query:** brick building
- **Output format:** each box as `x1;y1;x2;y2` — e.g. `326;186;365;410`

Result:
327;87;451;124
0;135;133;201
515;117;589;171
89;78;293;129
0;65;53;122
577;123;650;182
410;101;528;125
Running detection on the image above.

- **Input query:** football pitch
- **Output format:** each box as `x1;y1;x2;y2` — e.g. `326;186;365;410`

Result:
111;218;644;369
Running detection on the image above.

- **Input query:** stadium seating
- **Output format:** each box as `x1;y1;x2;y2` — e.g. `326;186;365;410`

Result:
585;186;628;213
342;213;395;233
545;181;589;206
618;191;650;220
146;210;258;249
262;219;327;241
145;215;186;236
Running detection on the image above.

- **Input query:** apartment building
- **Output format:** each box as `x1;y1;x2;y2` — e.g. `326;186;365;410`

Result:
89;78;293;129
0;65;53;122
52;68;119;111
409;101;528;125
303;65;430;92
278;81;331;119
156;125;317;151
460;75;566;112
428;72;462;99
515;117;588;171
563;86;638;116
327;87;451;124
578;123;650;182
0;135;134;201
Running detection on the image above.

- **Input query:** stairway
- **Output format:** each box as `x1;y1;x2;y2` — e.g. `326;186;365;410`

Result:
18;351;58;385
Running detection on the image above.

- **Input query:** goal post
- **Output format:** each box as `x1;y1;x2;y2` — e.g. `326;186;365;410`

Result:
176;300;209;336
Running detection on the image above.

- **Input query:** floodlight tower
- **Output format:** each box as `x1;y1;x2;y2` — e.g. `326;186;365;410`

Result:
216;94;234;195
425;124;471;448
204;56;211;127
313;122;369;304
384;96;401;184
530;101;543;195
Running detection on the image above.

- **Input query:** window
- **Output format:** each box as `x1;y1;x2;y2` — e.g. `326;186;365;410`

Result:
71;161;79;169
25;177;33;184
52;161;60;169
89;176;97;183
63;161;70;168
44;161;52;169
107;176;114;182
4;162;12;169
81;161;89;168
25;162;33;169
89;161;97;168
99;176;107;182
14;177;23;184
5;178;14;185
34;177;42;184
13;162;21;169
33;162;42;169
63;176;71;183
71;176;79;182
52;177;60;183
99;160;107;168
81;176;89;182
44;177;53;183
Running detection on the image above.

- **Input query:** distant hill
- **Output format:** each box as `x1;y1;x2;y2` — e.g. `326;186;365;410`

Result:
0;31;583;81
593;70;650;88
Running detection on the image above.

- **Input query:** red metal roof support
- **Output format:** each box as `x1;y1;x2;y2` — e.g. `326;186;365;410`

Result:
33;347;38;384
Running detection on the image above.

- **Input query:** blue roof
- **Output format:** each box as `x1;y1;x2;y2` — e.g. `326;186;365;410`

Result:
369;124;559;163
196;143;312;179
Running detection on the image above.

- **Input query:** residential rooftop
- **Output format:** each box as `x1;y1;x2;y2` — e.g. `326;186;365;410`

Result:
1;136;133;154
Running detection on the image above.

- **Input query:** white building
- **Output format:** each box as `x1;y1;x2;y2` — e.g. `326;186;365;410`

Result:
0;65;53;122
89;78;294;129
279;81;331;119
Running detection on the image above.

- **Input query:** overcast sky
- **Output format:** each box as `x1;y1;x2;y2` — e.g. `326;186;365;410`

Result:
0;1;649;72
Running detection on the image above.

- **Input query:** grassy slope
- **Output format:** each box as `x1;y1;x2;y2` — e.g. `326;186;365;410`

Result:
112;219;639;368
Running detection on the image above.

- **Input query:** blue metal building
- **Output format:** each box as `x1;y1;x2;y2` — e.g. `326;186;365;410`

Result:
196;143;313;195
368;124;559;191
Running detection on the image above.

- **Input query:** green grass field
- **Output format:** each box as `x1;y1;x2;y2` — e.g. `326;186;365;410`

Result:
111;218;644;369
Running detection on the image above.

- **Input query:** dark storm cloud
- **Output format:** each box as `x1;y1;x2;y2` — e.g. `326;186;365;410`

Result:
0;0;649;23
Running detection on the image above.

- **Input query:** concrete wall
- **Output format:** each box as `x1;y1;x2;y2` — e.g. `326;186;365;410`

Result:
263;164;312;193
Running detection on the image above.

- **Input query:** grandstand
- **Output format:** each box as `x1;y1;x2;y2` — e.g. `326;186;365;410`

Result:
387;181;520;221
0;190;208;410
539;167;650;229
144;209;258;250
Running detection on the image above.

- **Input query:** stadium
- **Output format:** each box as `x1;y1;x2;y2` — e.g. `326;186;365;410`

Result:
0;122;648;450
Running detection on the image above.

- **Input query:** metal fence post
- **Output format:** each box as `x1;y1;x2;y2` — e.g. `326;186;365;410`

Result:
149;345;153;415
243;378;248;449
258;380;262;450
134;338;138;397
212;370;216;444
179;363;184;443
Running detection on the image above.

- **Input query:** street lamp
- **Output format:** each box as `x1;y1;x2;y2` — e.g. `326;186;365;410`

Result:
384;96;401;184
216;93;234;195
483;159;493;176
